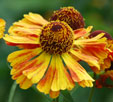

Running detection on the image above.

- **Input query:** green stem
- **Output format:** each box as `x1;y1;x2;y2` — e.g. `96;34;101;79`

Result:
88;86;95;102
32;85;52;102
8;81;17;102
88;73;96;102
52;97;59;102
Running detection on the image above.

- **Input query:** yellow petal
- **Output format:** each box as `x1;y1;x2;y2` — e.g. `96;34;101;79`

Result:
74;33;107;46
37;55;56;94
9;48;44;90
9;48;42;77
9;26;41;37
0;19;6;38
70;49;100;69
80;43;108;72
8;48;42;63
51;55;75;91
78;80;93;87
23;52;51;84
62;53;94;85
4;13;48;47
16;75;32;89
24;12;48;25
13;18;42;30
4;34;40;44
37;55;75;94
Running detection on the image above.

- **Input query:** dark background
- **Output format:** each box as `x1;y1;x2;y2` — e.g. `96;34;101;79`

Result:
0;0;113;102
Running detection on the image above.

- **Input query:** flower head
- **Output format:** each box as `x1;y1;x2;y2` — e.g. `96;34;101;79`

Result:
50;6;109;74
91;31;113;88
96;62;113;88
89;30;112;40
4;12;107;98
40;21;73;54
89;30;113;73
50;7;85;30
0;18;6;39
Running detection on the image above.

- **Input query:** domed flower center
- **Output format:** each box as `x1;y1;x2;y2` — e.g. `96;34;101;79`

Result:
40;21;74;54
50;7;85;30
90;30;112;40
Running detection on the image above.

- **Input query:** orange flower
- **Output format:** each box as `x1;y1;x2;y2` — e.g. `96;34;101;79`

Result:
89;30;113;88
89;30;113;73
0;18;6;39
4;12;107;98
50;7;109;74
96;62;113;88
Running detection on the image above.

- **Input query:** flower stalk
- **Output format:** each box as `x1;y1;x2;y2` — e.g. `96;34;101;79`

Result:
88;86;95;102
52;97;59;102
8;81;17;102
88;73;96;102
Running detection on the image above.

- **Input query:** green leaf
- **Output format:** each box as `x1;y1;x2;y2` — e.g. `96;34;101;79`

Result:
61;90;74;102
70;83;80;95
8;81;17;102
32;85;52;102
88;72;94;77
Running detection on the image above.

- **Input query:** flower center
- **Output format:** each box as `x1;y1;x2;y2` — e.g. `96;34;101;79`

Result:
40;21;74;54
50;7;85;30
90;30;112;40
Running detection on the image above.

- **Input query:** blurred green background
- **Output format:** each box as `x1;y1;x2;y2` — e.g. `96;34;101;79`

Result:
0;0;113;102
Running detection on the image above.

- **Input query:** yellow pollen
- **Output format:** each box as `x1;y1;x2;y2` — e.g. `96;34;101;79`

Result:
40;21;74;54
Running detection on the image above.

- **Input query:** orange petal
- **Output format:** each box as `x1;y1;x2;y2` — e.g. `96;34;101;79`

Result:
91;58;111;74
101;58;111;70
37;55;75;94
74;26;93;39
23;53;51;84
6;41;40;49
9;48;45;89
70;49;100;69
9;48;42;79
106;71;113;80
62;53;94;87
74;33;108;72
37;56;56;94
80;44;108;72
89;56;111;73
49;90;60;99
